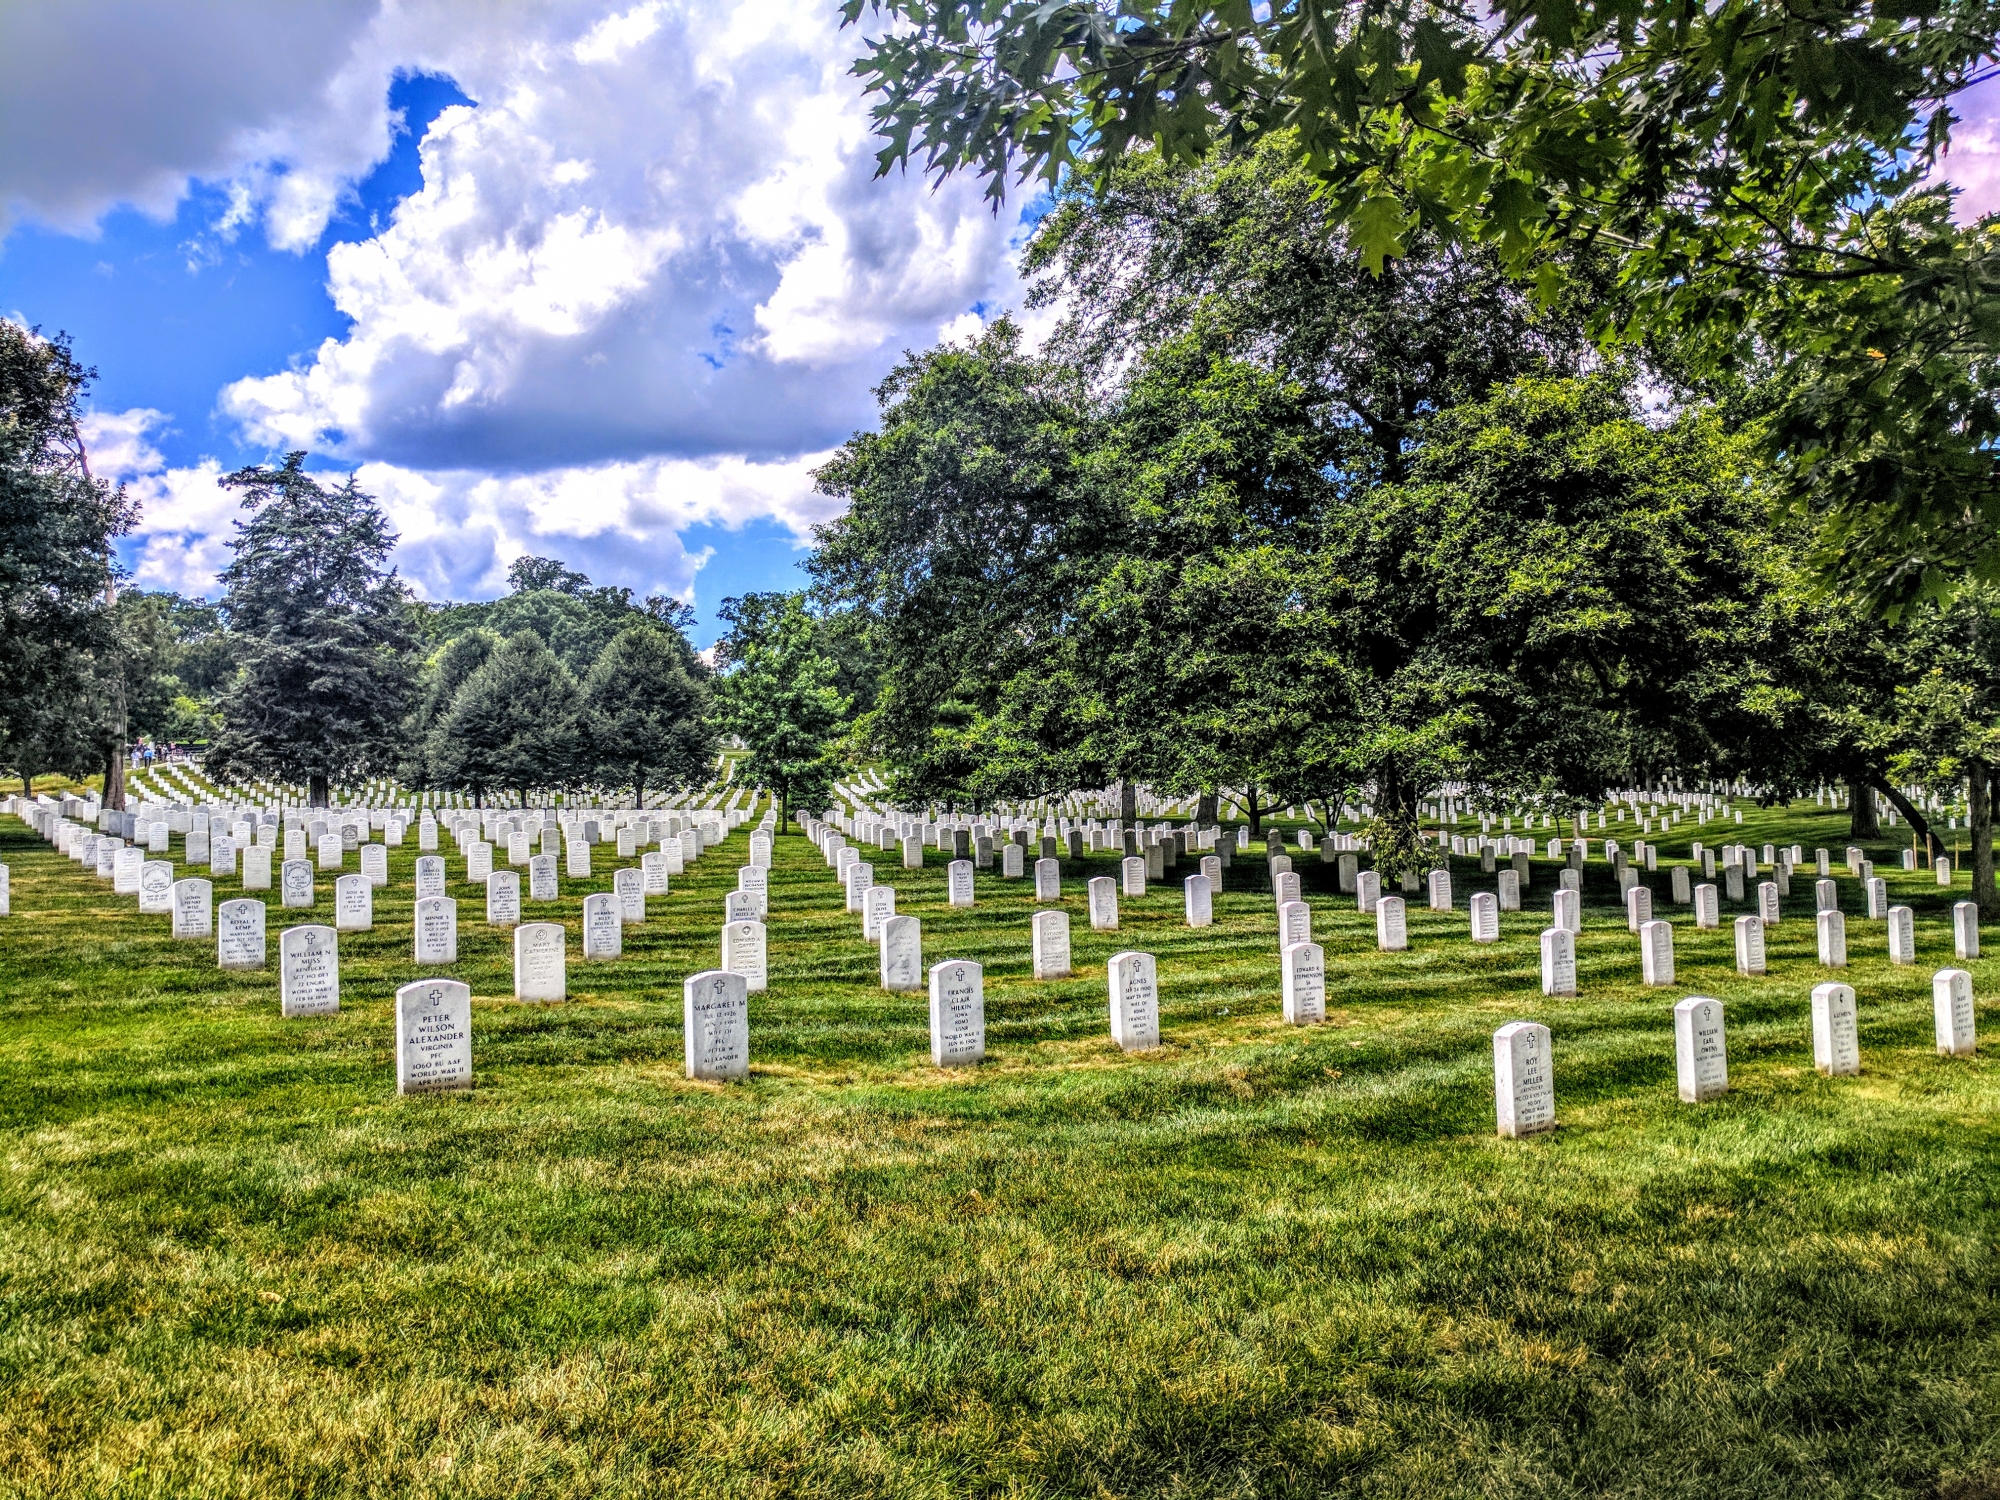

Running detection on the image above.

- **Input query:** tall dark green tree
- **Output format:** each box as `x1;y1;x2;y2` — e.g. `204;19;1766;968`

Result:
0;324;134;797
810;319;1115;803
204;454;417;807
402;630;498;791
580;623;716;803
713;593;852;827
431;632;582;802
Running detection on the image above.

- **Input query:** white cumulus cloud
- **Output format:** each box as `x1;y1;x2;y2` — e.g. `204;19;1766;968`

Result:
19;1;1036;611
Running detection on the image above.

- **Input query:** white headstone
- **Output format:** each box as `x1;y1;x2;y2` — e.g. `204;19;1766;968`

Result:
566;841;591;879
334;873;373;932
1938;857;1953;886
1810;981;1859;1076
1108;950;1159;1050
1089;874;1118;931
216;898;266;968
1546;886;1577;936
1470;891;1499;943
1884;903;1915;964
1693;882;1718;929
1673;996;1728;1102
1493;1021;1555;1138
509;832;532;866
514;921;566;1000
948;859;975;907
863;883;897;940
1757;880;1780;926
1034;857;1061;901
414;895;458;963
1281;940;1325;1025
1121;856;1146;897
722;919;768;992
1427;868;1451;911
1183;873;1213;927
241;845;272;891
1540;927;1576;996
1815;877;1838;913
684;970;749;1080
640;851;670;896
880;913;922;991
413;855;444;900
1817;908;1847;968
170;877;213;938
1934;967;1976;1055
613;867;647;924
1733;913;1765;975
1954;900;1979;960
581;892;621;959
1641;919;1674;986
210;835;237;877
395;979;472;1093
1375;895;1407;951
928;960;984;1067
1864;876;1887;919
529;855;558;902
1002;843;1024;879
1278;898;1310;949
1625;884;1653;932
316;833;342;870
1496;869;1520;911
467;841;493;882
845;861;874;912
1356;870;1381;914
138;859;174;913
486;869;521;928
1670;866;1691;903
280;925;340;1017
1032;909;1071;979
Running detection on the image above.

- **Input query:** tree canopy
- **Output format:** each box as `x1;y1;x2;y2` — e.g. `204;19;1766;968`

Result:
204;454;418;806
846;1;2000;608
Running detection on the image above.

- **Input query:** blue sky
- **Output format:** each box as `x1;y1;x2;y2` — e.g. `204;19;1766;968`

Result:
0;3;1040;646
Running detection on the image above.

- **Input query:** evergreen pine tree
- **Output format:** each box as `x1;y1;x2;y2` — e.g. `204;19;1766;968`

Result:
205;453;417;807
579;623;716;803
401;630;497;791
432;632;582;801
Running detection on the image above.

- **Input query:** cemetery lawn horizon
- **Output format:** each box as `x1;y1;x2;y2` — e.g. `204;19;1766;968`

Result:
2;806;1999;1498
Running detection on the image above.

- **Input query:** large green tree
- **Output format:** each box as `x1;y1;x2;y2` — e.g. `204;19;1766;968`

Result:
0;324;134;797
579;623;716;804
713;593;853;827
430;632;583;803
401;630;498;791
811;321;1114;804
847;1;2000;606
204;454;418;807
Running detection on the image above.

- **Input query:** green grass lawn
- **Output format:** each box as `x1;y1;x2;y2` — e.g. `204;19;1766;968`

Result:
1;801;1997;1498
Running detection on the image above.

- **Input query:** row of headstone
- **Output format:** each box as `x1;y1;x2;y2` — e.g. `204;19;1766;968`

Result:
1494;971;1979;1133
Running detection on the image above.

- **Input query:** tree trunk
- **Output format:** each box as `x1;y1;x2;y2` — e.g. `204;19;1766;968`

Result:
1971;761;1997;916
103;740;126;811
1244;785;1263;835
1196;789;1217;827
1847;776;1879;838
1869;778;1933;852
1117;779;1137;823
309;772;329;808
